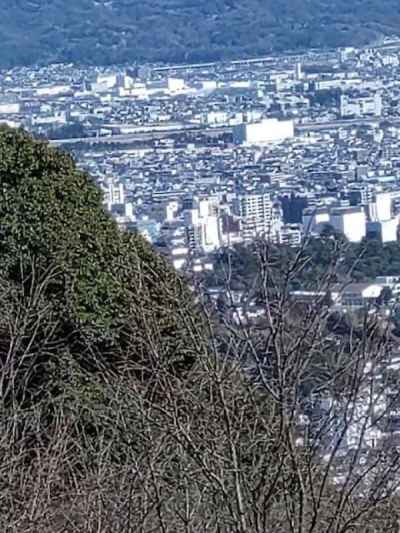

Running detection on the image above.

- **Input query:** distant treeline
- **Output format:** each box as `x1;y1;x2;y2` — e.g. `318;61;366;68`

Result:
204;230;400;291
1;0;400;67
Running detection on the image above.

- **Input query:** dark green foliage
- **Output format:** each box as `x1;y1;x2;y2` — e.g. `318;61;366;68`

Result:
0;126;202;397
206;234;400;293
1;0;400;67
310;89;342;108
47;122;87;140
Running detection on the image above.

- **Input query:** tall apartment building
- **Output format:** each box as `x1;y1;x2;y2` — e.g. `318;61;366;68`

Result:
185;197;221;253
102;178;125;211
236;192;273;241
347;185;374;207
368;192;392;222
367;192;398;243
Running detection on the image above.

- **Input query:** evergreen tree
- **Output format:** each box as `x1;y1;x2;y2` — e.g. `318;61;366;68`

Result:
0;126;202;394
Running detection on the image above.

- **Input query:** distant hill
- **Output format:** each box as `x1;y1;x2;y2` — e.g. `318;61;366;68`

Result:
1;0;400;67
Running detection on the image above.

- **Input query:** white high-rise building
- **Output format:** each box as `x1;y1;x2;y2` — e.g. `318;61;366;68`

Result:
103;178;125;210
368;192;392;222
295;62;303;81
185;198;221;253
367;192;398;242
236;192;273;241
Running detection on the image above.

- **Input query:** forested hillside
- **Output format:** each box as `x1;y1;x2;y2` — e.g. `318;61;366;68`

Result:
1;0;400;67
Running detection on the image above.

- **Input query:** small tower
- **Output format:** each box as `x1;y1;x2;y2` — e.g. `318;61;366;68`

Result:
295;62;303;81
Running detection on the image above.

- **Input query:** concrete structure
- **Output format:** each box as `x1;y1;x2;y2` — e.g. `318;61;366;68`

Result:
236;192;273;240
340;93;382;118
366;192;398;242
291;283;384;309
329;207;366;242
368;192;392;222
233;118;294;145
35;85;72;97
295;62;303;81
331;283;384;308
185;197;221;253
280;224;302;246
302;208;330;234
92;74;118;93
103;178;125;210
167;78;185;92
367;219;399;243
204;111;229;126
165;200;179;222
314;78;362;91
0;102;20;114
125;202;135;220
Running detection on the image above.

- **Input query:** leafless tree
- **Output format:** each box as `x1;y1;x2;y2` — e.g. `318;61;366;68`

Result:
2;242;400;532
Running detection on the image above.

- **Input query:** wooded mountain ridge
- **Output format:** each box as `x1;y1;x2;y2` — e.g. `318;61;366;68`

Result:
1;0;400;67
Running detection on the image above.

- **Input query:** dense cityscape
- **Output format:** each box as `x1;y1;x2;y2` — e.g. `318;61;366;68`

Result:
5;35;400;530
3;44;400;288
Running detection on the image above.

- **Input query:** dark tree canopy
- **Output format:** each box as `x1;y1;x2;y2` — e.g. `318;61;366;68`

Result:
0;126;201;392
0;0;399;67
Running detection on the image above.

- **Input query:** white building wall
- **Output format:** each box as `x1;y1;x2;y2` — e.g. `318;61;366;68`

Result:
35;85;71;96
165;201;179;222
340;93;382;118
96;74;118;88
185;199;221;252
0;103;20;114
234;118;294;145
237;193;273;240
201;80;217;91
167;78;185;92
202;215;221;252
205;111;229;125
381;219;399;242
125;203;135;220
330;209;366;242
198;199;210;219
369;192;392;222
